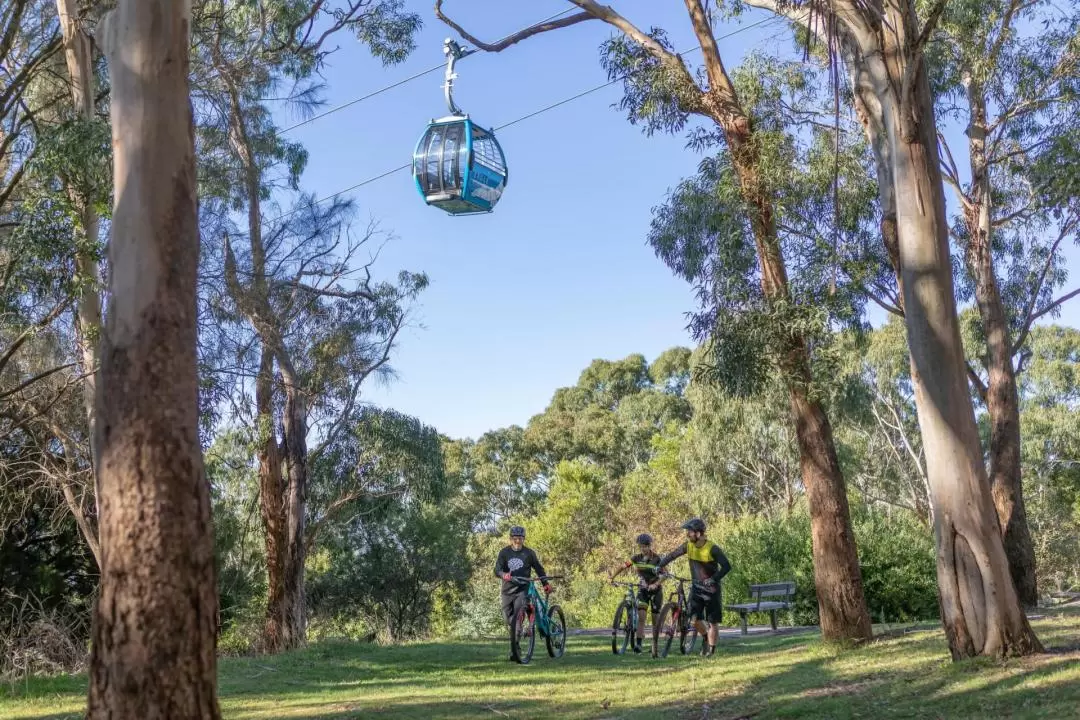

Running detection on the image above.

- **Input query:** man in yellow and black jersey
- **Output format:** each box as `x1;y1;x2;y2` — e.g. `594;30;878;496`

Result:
656;517;731;657
608;533;663;654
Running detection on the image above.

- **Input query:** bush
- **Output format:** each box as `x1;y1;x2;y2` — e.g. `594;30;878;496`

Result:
712;506;938;628
853;508;938;623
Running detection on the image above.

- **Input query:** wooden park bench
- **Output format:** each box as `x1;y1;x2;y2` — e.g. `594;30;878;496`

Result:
725;581;796;635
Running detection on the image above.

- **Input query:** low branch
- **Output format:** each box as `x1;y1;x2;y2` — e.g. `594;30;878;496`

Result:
434;0;596;53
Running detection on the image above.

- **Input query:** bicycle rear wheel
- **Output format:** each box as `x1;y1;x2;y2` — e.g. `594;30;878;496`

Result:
545;604;567;658
611;601;632;655
680;612;699;655
511;605;536;664
653;602;678;658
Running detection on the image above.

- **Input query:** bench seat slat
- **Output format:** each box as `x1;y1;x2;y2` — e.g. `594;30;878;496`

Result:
725;601;791;612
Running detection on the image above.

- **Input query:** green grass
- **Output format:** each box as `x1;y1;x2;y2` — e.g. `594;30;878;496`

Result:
3;611;1079;719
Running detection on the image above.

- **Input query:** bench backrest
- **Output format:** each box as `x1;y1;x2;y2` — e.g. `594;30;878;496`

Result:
750;582;796;600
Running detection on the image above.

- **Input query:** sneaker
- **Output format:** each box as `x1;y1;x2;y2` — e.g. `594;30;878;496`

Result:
699;642;712;657
633;640;643;654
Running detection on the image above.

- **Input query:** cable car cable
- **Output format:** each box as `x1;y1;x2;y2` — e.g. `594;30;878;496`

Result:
273;14;783;220
279;7;578;134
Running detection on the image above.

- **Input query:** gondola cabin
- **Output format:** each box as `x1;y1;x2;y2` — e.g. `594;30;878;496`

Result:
413;116;508;215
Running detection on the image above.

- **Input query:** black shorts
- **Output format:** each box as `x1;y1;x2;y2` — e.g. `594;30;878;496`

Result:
637;586;663;615
689;588;722;623
501;591;527;627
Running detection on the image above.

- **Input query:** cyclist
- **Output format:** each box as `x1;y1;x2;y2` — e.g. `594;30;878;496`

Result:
608;532;663;654
656;517;731;657
494;525;551;660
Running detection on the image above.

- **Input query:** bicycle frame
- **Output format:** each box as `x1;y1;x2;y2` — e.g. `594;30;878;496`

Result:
662;574;694;623
612;581;642;631
523;581;553;638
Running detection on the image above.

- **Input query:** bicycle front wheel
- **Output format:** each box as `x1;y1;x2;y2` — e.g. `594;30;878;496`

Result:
611;601;632;655
511;605;536;664
545;604;567;658
653;602;678;658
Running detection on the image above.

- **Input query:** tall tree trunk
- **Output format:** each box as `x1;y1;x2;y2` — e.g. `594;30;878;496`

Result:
961;78;1037;608
746;0;1042;658
874;1;1040;659
684;0;872;643
219;63;310;651
281;365;309;645
256;349;288;653
55;0;104;548
89;1;221;716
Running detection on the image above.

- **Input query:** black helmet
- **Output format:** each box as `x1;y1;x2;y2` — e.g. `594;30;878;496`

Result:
635;533;653;545
681;517;706;533
509;525;526;538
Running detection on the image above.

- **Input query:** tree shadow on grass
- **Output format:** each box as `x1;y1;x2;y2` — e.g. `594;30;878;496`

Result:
6;615;1078;720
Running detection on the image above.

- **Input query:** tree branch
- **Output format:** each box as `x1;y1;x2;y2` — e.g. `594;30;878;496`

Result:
0;363;79;401
965;362;988;405
434;0;596;53
1013;219;1077;351
0;301;69;378
914;0;948;60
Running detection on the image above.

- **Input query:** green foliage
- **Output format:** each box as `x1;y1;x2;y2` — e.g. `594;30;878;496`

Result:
306;408;470;641
598;29;696;137
523;460;608;567
26;118;113;218
205;430;265;633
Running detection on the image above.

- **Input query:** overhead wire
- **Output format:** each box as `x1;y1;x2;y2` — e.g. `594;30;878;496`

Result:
274;13;784;221
279;7;578;134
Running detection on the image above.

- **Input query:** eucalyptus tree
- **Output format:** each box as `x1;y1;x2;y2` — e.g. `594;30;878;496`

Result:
89;0;221;715
192;0;425;652
52;0;107;492
0;0;107;566
741;0;1044;658
923;0;1080;608
436;0;874;643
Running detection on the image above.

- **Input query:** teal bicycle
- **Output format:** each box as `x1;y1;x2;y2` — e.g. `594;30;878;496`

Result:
509;576;567;664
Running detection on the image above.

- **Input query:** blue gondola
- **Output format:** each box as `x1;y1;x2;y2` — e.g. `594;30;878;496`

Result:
413;40;508;215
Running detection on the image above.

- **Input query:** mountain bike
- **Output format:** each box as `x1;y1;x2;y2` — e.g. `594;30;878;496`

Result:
609;580;646;655
509;576;567;665
652;572;699;657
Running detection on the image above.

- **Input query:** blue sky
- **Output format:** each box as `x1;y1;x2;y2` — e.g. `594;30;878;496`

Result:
276;1;1080;441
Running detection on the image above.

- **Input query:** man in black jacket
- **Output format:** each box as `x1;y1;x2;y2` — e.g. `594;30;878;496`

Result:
657;517;731;657
494;525;550;659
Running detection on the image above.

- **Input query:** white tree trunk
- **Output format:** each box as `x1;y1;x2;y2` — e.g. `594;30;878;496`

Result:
55;0;105;539
743;0;1041;659
89;1;222;716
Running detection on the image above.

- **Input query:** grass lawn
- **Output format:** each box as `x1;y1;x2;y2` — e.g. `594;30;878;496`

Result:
2;610;1079;719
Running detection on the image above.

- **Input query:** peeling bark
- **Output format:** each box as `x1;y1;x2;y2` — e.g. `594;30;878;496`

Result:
89;0;221;715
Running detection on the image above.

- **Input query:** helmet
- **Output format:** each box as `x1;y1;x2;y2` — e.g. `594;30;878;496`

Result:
636;533;653;546
681;517;706;533
509;525;526;538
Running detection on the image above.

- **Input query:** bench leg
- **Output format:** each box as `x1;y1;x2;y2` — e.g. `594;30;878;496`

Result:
740;613;748;635
770;609;778;632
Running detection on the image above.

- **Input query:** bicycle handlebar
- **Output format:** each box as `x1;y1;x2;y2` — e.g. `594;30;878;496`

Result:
658;571;693;583
510;575;563;584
